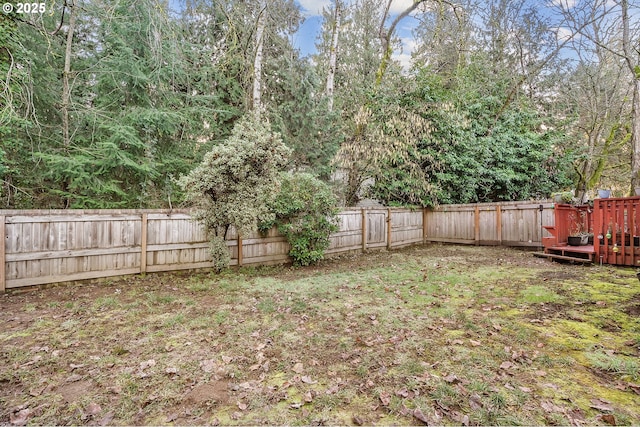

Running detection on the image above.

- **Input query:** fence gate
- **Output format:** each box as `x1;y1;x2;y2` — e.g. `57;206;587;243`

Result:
366;209;387;249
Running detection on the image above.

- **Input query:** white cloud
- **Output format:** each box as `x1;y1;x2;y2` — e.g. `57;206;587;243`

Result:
297;0;332;17
392;36;418;71
401;36;418;53
393;52;413;71
555;26;578;42
389;0;414;14
547;0;576;9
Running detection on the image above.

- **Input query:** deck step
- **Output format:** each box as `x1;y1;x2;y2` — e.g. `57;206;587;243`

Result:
533;252;593;264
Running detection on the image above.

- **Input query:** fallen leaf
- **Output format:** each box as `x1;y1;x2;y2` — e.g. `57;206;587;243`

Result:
535;370;547;377
249;364;260;371
10;409;30;426
352;415;364;426
469;393;483;410
541;400;563;413
395;388;409;397
165;367;179;375
292;362;304;374
325;384;339;395
518;386;532;393
200;359;216;373
413;408;429;425
629;383;640;395
290;402;303;409
237;401;248;411
499;361;514;370
379;392;391;407
469;340;481;347
85;402;102;416
222;356;233;363
140;359;156;370
301;376;316;384
281;381;293;389
66;374;82;383
601;414;616;425
165;413;179;423
29;386;46;397
98;412;114;426
444;373;460;383
304;391;314;403
590;398;613;412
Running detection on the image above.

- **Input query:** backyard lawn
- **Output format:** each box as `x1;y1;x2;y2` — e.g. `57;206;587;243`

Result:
1;244;639;425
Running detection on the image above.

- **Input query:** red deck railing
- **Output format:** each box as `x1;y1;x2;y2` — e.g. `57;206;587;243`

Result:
593;197;640;266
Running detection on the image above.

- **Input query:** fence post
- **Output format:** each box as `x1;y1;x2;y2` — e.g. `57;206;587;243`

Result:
0;215;5;292
140;213;148;274
387;208;392;250
237;234;243;267
496;205;502;246
474;205;480;245
423;207;427;244
361;208;367;252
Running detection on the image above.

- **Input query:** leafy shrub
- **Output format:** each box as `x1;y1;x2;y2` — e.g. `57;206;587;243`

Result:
179;113;290;270
208;236;231;272
261;172;339;266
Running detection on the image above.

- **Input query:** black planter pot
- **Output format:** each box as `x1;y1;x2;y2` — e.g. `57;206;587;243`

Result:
567;236;583;246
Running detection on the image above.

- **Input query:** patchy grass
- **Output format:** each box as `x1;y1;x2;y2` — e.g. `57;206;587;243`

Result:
1;244;640;425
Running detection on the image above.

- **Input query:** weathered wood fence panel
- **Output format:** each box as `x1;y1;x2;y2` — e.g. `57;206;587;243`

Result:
327;209;362;254
425;201;554;247
0;202;556;290
390;209;423;248
426;207;475;244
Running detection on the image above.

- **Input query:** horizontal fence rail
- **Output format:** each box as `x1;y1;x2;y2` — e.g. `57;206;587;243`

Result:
0;201;554;291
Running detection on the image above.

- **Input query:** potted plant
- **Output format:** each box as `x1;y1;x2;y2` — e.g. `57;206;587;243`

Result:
568;232;589;246
568;211;590;246
552;191;574;204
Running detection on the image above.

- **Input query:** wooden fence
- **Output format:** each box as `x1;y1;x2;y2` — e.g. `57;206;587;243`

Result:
425;201;555;247
0;201;554;291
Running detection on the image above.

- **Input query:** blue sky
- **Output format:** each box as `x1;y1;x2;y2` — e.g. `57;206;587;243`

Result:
291;0;639;69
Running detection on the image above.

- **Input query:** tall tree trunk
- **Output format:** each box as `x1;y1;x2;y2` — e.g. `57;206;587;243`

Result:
621;0;640;192
375;0;425;87
252;2;266;117
326;0;341;112
631;80;640;191
61;0;76;208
